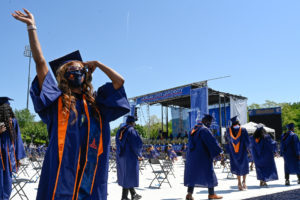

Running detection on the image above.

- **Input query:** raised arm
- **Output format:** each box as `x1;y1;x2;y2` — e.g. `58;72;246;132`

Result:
12;9;48;88
84;61;124;90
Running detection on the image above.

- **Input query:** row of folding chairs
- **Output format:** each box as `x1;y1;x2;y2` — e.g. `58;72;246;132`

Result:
11;156;44;200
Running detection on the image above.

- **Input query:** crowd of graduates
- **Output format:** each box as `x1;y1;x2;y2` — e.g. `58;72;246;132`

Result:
0;8;299;200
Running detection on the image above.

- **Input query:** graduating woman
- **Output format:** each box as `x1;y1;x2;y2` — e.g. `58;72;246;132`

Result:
226;116;250;191
250;124;278;186
0;97;26;200
12;9;130;200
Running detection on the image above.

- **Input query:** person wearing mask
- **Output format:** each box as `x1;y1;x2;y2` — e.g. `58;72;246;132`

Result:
116;116;143;200
13;9;130;200
226;116;250;191
184;114;223;200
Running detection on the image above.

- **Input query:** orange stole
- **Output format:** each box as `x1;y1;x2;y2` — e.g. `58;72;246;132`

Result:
52;96;103;200
119;126;128;140
229;127;242;153
0;144;5;171
191;125;202;135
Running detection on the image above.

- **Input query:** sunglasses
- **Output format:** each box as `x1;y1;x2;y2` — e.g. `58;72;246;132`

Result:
67;66;87;73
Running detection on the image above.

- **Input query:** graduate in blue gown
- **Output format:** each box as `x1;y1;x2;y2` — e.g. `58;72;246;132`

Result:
184;114;223;200
13;9;130;200
225;116;250;191
165;144;178;162
250;124;278;187
280;123;300;186
148;145;159;159
116;116;143;200
0;97;26;200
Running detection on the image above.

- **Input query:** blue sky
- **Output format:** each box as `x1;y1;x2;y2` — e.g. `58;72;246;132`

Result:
1;0;300;128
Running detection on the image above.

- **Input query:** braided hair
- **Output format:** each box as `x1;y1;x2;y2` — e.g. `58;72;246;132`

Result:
0;103;16;143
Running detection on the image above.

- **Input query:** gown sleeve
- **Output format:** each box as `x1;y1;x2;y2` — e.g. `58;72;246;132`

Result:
30;71;61;124
13;119;26;160
201;128;222;158
128;129;143;158
265;135;277;153
95;83;130;122
292;134;300;157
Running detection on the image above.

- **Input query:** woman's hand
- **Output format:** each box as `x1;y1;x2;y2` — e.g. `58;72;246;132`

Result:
0;124;6;134
12;8;35;26
84;60;124;90
83;61;98;74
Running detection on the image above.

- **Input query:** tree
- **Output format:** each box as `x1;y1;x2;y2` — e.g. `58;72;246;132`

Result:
135;124;147;138
14;109;35;128
248;103;261;110
111;126;121;137
22;121;48;144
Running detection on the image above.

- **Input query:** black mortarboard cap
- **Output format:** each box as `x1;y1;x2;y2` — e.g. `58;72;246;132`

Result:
0;97;13;106
126;115;137;123
230;116;239;124
202;114;214;121
49;50;82;77
286;123;295;130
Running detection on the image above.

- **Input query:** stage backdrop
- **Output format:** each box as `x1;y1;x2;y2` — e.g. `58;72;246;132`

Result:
189;87;208;129
209;104;231;136
230;96;248;125
171;107;190;138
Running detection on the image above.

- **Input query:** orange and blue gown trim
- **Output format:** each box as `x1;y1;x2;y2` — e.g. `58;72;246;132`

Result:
0;118;26;200
226;127;250;176
30;71;130;200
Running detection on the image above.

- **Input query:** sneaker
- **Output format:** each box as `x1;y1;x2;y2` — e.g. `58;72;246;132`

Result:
285;180;290;186
132;193;142;200
208;194;223;199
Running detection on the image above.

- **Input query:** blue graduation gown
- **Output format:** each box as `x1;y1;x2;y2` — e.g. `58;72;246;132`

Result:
116;125;143;188
280;131;300;174
250;135;278;182
30;72;130;200
226;127;250;176
184;124;222;188
167;149;177;160
0;118;26;200
149;149;159;159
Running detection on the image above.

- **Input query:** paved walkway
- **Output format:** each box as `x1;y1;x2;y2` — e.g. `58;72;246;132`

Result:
11;157;300;200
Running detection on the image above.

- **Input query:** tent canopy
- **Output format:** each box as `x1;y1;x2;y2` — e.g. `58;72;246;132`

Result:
242;122;275;134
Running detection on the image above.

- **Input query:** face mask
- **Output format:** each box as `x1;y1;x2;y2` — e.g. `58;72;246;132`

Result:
65;70;85;88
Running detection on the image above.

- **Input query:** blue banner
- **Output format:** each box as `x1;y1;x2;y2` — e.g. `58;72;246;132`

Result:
248;107;281;116
209;105;230;136
189;87;208;129
136;86;191;105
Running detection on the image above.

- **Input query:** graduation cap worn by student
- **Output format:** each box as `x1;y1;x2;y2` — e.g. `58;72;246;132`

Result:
202;114;214;121
0;97;13;106
126;115;137;124
230;115;239;125
49;50;83;77
286;123;295;130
